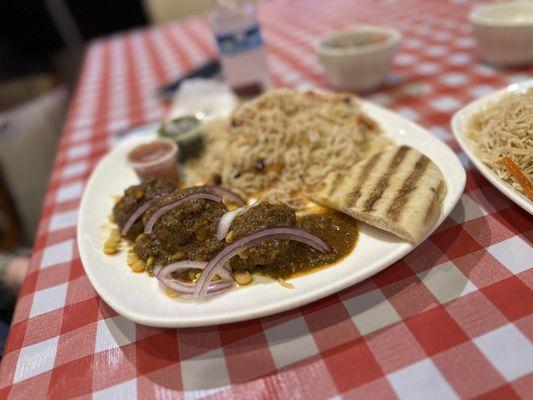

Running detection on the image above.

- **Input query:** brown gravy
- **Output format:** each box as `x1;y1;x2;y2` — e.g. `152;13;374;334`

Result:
260;209;359;279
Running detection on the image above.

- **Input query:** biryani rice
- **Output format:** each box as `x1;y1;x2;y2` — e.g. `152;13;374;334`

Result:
466;88;533;196
185;89;389;208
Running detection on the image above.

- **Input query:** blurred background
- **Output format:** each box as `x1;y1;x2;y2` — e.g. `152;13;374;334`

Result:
0;0;213;251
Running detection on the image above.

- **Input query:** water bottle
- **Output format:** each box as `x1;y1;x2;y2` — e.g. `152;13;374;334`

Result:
210;0;270;96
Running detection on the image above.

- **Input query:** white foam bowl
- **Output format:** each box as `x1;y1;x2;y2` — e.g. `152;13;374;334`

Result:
470;2;533;67
315;26;401;92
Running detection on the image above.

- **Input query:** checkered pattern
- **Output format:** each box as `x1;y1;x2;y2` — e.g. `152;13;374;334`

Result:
1;0;532;398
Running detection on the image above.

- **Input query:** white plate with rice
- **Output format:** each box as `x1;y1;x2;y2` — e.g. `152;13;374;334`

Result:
78;98;465;328
451;80;533;215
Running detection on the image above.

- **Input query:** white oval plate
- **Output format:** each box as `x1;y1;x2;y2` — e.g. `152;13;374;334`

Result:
78;100;465;327
451;79;533;215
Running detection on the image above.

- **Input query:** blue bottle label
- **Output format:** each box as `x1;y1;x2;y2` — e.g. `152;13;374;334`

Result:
216;24;263;56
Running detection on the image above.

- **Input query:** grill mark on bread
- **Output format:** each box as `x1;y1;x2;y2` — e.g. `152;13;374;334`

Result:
363;146;409;212
386;155;431;221
345;152;383;207
309;144;447;243
327;171;344;197
424;181;444;224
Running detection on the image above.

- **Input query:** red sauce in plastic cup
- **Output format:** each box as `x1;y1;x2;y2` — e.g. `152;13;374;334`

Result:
127;139;179;181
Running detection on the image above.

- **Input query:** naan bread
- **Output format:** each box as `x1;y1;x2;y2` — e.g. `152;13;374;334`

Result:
308;145;447;243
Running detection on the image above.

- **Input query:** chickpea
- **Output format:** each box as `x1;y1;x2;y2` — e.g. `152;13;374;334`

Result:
109;228;121;241
187;269;197;281
127;249;138;266
103;243;118;255
131;259;146;273
233;271;252;286
225;231;234;243
103;228;121;255
166;288;180;298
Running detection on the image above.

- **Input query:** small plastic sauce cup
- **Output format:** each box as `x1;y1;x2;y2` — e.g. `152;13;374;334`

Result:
127;139;179;180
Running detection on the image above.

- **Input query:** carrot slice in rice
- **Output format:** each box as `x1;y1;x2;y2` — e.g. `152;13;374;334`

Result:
501;156;533;201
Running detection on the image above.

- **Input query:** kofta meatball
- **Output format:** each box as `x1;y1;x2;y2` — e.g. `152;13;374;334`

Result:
113;178;178;241
262;210;357;279
145;188;228;262
133;234;165;265
230;203;297;272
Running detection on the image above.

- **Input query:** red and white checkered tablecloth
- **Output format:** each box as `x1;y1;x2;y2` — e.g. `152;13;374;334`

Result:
1;0;532;398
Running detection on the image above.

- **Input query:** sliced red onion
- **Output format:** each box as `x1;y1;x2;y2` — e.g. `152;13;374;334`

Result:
120;196;160;236
144;192;222;234
203;186;246;207
157;260;207;277
194;227;331;297
155;260;233;297
152;264;162;276
157;275;233;295
216;206;250;241
158;260;232;281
